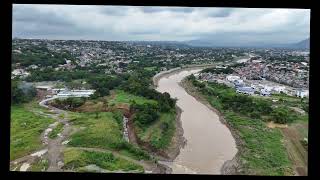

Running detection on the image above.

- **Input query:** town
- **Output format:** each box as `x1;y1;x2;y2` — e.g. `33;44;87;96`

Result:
197;55;309;98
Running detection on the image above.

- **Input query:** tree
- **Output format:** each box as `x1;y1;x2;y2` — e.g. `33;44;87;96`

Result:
271;107;293;124
11;80;36;104
11;80;25;104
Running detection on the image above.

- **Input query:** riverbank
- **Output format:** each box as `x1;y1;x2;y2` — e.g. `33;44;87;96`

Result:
179;78;243;175
126;104;184;161
153;64;215;87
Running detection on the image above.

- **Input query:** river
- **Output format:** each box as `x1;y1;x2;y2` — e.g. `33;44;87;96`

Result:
156;69;238;174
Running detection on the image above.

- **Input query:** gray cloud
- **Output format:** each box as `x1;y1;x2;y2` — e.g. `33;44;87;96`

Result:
203;8;234;17
98;6;131;16
12;5;310;44
140;6;195;13
13;5;73;26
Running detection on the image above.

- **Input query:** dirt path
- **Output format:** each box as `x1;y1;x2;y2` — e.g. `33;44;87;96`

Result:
281;126;308;176
38;98;74;172
11;97;74;172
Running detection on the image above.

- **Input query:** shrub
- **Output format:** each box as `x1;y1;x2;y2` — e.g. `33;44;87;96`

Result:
271;107;295;124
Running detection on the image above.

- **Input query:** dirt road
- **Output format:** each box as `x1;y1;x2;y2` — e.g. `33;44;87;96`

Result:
11;97;74;172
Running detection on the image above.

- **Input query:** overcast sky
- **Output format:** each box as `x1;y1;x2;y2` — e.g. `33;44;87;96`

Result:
13;4;310;44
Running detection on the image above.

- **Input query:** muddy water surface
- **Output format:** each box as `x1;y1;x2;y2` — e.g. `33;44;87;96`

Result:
156;69;237;174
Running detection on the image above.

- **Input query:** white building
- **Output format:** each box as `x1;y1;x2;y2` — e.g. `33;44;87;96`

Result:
296;89;309;98
57;90;95;98
260;89;271;96
36;85;52;91
273;86;286;93
12;69;30;78
236;87;255;95
226;75;240;82
263;85;273;92
51;88;66;94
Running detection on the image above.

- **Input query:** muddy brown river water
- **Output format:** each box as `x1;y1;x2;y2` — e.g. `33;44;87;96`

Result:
156;69;238;174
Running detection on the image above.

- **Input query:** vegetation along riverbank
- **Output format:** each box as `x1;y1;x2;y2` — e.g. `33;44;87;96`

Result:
180;72;308;176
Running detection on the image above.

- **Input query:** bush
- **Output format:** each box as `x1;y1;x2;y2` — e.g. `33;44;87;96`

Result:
132;103;159;127
11;80;37;104
52;97;86;110
271;107;295;124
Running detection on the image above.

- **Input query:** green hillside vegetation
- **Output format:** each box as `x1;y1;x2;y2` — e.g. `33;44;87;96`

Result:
138;111;176;150
109;90;157;106
225;112;293;175
67;112;151;161
63;148;144;172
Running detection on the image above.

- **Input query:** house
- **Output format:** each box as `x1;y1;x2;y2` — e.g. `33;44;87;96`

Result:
51;88;66;94
260;89;271;96
236;87;255;95
273;86;286;93
296;89;309;98
12;69;30;78
226;75;240;82
234;79;244;87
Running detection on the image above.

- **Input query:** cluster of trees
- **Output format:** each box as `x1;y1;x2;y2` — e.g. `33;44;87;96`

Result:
26;69;97;82
120;71;176;112
51;97;86;110
11;80;37;104
87;75;122;98
130;103;160;128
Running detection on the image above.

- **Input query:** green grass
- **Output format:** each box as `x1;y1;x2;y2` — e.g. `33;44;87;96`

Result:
225;112;293;175
63;148;144;172
109;90;157;106
30;158;49;171
27;99;53;114
67;112;150;160
10;105;55;160
68;112;124;148
137;111;176;150
48;122;64;139
144;66;156;71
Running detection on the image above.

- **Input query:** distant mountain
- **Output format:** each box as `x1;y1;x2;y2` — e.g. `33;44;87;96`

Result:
184;37;310;49
128;41;191;48
291;38;310;49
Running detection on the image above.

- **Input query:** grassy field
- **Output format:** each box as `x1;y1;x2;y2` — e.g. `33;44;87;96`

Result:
67;112;151;161
109;90;157;106
144;66;157;71
136;111;176;150
76;90;157;112
10;105;55;160
63;148;144;172
30;158;49;171
48;122;64;139
225;112;293;175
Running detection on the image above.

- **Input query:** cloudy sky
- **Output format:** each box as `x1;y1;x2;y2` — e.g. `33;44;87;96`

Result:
13;4;310;44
